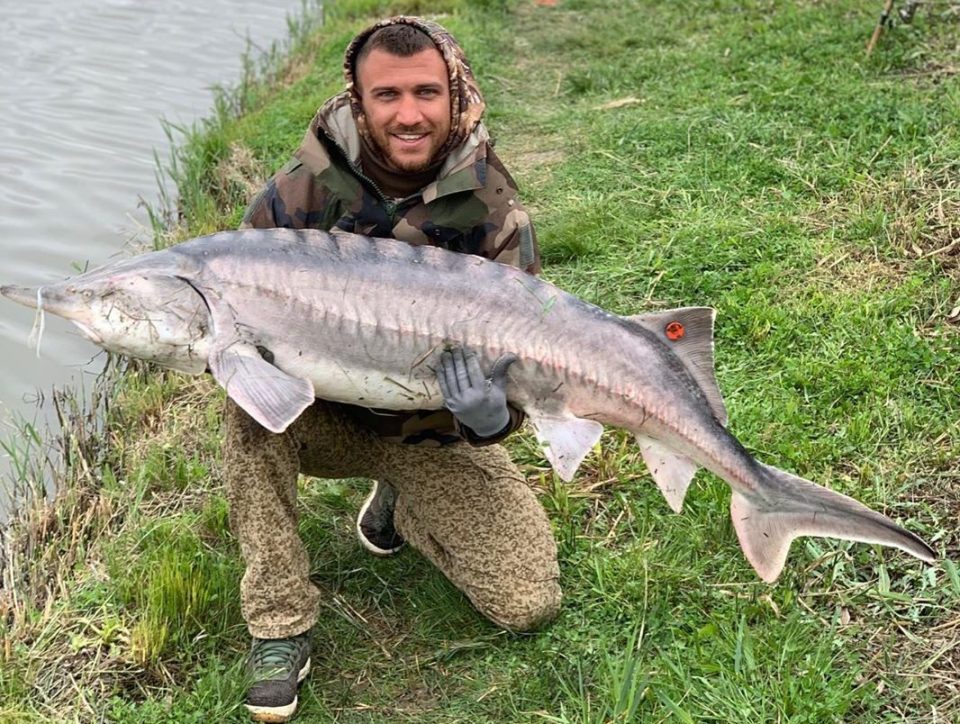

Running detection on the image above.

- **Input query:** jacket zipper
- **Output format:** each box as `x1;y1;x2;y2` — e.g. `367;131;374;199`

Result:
325;137;414;224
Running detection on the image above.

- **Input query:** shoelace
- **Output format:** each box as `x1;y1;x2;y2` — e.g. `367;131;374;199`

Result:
251;638;303;676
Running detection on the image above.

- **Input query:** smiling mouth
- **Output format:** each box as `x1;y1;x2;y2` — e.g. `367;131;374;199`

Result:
391;131;429;144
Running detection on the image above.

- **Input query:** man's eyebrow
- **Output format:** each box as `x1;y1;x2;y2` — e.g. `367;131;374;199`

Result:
368;81;447;93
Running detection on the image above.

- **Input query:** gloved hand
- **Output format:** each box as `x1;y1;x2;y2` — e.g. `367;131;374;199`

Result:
437;346;518;438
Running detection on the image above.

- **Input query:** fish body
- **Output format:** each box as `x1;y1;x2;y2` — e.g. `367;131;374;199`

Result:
1;228;936;581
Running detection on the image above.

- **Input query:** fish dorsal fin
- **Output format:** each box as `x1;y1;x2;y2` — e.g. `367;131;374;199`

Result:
635;434;699;512
209;343;315;433
525;410;604;482
627;307;727;426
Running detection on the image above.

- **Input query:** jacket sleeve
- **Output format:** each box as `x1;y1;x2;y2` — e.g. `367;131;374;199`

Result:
472;144;541;274
489;205;540;274
241;158;342;231
453;405;526;447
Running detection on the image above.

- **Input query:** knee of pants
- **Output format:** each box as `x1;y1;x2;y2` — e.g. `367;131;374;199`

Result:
483;579;562;634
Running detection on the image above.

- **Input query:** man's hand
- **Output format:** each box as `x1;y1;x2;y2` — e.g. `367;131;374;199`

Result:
437;346;518;438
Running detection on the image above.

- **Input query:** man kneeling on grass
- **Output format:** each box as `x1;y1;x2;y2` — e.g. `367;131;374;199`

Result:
227;15;560;721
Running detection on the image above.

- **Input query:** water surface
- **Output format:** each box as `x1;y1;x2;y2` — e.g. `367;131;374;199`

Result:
0;0;319;487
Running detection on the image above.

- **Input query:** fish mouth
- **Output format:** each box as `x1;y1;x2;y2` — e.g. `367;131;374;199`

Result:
71;321;103;345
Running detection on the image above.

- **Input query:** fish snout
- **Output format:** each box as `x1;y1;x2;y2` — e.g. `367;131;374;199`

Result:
0;285;41;309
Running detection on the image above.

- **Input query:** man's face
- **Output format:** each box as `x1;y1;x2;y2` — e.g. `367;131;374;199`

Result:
356;46;452;172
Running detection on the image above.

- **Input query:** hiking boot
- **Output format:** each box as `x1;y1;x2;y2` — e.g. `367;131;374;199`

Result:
356;479;405;556
245;632;311;722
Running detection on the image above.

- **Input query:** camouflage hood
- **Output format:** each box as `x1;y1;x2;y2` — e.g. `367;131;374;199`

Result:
342;15;487;164
309;93;490;204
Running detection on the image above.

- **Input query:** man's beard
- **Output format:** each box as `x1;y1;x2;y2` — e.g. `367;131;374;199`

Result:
370;124;444;173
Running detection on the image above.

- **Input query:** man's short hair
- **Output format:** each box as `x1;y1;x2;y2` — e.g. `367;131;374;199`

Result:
355;24;436;69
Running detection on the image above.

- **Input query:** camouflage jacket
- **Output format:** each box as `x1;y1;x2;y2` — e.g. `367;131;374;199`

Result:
242;92;538;271
241;92;539;447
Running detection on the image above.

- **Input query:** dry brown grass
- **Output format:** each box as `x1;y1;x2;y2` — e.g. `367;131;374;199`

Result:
807;161;960;338
212;141;269;212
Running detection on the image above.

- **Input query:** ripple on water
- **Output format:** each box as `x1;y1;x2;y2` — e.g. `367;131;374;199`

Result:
0;0;316;466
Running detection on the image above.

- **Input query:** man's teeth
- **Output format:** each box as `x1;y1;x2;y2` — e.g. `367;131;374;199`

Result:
396;133;425;140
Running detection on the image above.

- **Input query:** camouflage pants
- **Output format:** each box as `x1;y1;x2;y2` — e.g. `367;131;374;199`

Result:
222;398;561;639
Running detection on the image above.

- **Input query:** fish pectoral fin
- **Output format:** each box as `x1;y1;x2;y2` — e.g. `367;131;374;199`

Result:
635;435;699;513
527;411;603;482
627;307;727;426
210;346;315;434
731;463;937;583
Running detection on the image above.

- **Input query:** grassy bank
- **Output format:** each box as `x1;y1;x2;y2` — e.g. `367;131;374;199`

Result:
1;0;958;721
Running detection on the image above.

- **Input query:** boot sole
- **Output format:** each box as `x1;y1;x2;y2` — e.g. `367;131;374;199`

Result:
245;659;311;722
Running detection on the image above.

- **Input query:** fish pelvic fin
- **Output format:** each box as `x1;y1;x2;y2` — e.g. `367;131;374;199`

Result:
628;307;727;426
527;410;604;482
731;463;936;583
635;434;698;513
210;344;314;434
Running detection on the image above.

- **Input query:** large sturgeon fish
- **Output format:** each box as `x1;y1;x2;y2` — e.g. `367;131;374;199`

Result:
1;228;935;581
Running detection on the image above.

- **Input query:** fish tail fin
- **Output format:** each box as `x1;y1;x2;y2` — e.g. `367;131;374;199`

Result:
731;463;936;583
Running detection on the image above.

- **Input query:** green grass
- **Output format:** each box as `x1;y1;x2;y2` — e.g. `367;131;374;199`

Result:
1;0;958;721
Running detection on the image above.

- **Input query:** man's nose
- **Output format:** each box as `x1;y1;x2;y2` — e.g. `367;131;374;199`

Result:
394;93;424;126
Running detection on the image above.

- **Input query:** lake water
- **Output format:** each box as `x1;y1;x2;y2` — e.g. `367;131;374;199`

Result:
0;0;320;492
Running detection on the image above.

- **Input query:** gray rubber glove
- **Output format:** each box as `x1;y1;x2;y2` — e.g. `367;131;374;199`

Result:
437;346;518;438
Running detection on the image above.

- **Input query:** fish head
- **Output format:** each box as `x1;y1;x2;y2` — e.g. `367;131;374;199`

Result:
2;258;212;373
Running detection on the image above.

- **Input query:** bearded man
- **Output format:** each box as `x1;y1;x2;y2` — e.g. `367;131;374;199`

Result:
227;16;560;721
